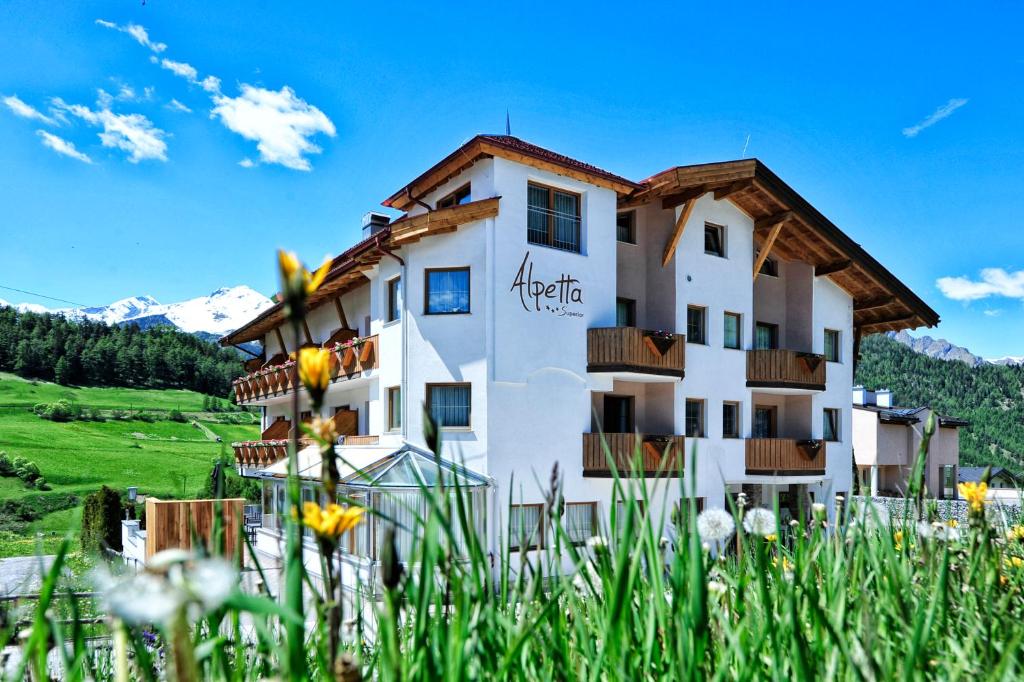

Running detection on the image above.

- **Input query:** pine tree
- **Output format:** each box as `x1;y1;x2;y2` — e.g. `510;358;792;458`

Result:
54;356;70;386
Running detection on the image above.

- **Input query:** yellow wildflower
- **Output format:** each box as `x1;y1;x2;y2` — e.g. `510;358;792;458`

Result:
302;502;364;542
1007;525;1024;542
297;347;332;406
1011;556;1024;569
764;533;778;543
278;250;331;297
958;482;989;514
947;519;959;528
771;556;794;572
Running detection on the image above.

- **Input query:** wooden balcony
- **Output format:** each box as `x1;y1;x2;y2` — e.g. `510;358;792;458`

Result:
232;335;379;405
587;327;685;378
746;349;825;391
582;432;685;477
745;438;826;476
232;435;381;468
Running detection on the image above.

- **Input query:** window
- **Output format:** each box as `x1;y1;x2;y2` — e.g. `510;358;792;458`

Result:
425;267;470;314
685;399;705;438
387;277;402;323
723;401;740;439
687;306;707;345
754;322;779;350
616;211;636;244
616;498;646;535
603;395;634;433
941;466;957;500
704;223;725;257
824;329;841;363
823;408;840;442
562;502;597;546
427;383;471;429
758;256;779;277
616;298;636;327
509;503;544;551
387;386;401;431
723;312;741;350
436;183;471;209
527;182;581;253
753;405;777;438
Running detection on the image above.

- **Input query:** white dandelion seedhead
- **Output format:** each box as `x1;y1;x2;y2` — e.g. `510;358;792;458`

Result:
851;501;890;531
707;580;727;597
586;535;608;555
696;508;736;543
742;507;777;537
93;550;237;627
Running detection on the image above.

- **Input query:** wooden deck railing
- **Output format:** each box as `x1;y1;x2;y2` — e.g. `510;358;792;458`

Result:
233;335;379;404
587;327;685;378
582;432;684;477
232;434;381;468
745;438;826;475
746;349;825;390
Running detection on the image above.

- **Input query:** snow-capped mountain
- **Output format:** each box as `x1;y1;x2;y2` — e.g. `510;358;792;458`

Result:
888;331;1024;367
0;286;273;337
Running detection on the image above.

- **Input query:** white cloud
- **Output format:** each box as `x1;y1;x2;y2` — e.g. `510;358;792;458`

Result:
211;85;335;171
937;268;1024;301
902;98;969;138
37;130;92;163
238;158;255;168
3;95;56;125
52;98;168;163
95;19;167;53
160;58;198;82
166;98;192;113
200;76;221;94
983;309;1003;317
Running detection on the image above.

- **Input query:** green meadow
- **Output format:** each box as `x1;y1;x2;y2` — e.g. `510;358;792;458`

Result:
0;373;259;557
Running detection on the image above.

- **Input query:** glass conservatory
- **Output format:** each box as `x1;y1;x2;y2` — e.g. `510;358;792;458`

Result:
259;442;491;562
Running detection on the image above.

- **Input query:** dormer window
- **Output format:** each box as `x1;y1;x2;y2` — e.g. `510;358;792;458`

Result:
527;182;581;253
437;184;471;209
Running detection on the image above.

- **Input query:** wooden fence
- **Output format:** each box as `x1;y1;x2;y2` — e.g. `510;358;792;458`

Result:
145;497;245;561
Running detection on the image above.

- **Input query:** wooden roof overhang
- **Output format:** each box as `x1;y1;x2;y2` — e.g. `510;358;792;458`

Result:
383;135;640;212
622;159;939;335
220;197;501;346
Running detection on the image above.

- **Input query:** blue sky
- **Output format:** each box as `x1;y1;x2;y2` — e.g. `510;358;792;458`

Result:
2;1;1022;357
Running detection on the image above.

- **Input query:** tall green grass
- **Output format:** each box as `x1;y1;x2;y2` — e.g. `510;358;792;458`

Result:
6;420;1024;680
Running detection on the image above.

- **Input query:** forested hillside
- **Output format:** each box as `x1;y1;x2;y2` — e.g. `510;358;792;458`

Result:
856;333;1024;474
0;307;243;397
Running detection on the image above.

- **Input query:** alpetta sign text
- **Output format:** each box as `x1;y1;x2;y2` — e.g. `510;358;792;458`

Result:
510;251;584;318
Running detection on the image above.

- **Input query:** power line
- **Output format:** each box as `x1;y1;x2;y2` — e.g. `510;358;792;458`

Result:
0;284;90;308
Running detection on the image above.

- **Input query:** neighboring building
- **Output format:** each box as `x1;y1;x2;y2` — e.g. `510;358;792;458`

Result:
852;387;967;498
959;467;1022;503
221;134;939;580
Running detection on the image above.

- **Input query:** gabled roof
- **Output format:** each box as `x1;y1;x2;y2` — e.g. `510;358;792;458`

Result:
383;134;640;211
854;403;968;428
624;159;940;334
220;197;500;346
959;467;1018;484
258;441;492;489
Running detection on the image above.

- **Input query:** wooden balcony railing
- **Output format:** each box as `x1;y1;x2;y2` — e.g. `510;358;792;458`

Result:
745;438;826;475
582;432;685;477
746;349;825;390
232;434;381;468
587;327;685;378
232;335;379;404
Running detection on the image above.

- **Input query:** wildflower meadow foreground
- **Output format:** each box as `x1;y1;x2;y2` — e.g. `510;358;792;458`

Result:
4;252;1024;680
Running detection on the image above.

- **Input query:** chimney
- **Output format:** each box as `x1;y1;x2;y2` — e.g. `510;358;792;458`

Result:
875;389;893;408
852;386;870;406
362;212;390;238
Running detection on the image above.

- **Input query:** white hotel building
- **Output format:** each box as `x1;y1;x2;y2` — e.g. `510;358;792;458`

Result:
222;134;938;571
